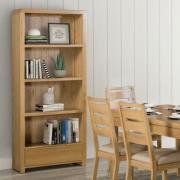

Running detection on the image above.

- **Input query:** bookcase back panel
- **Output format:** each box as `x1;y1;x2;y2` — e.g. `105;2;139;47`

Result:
25;81;83;112
25;114;82;145
25;14;83;44
25;48;83;78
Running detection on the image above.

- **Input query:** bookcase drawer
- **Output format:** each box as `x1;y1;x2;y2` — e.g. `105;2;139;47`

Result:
24;143;83;168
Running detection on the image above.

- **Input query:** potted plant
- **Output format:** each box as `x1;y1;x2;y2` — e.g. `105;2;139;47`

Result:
52;54;66;77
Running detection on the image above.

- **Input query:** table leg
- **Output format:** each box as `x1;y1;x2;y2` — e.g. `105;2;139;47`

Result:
176;139;180;176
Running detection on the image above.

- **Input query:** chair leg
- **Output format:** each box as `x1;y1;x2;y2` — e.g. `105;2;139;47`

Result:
92;156;99;180
151;171;156;180
111;160;119;180
126;166;133;180
162;170;168;180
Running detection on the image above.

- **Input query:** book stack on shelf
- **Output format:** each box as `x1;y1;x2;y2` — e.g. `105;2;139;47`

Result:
43;118;79;145
25;35;48;44
35;103;64;112
25;59;50;79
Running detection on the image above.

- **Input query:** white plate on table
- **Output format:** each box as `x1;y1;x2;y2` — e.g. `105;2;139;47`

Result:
172;106;180;111
146;108;154;113
144;103;156;109
168;113;180;120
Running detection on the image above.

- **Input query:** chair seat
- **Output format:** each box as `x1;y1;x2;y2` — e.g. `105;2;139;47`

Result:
99;143;146;156
132;148;180;165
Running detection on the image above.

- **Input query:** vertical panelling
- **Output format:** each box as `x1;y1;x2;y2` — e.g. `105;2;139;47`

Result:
159;0;172;104
31;0;48;9
47;0;63;9
172;0;180;104
93;0;108;97
79;0;94;158
147;0;159;104
134;0;147;103
15;0;31;8
121;0;134;87
107;0;122;87
64;0;78;10
0;0;14;169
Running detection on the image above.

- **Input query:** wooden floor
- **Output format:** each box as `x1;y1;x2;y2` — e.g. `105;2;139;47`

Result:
0;160;127;180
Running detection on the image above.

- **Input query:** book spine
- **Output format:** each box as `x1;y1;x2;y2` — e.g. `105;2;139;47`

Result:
38;59;43;79
61;121;66;144
59;122;61;144
43;122;53;145
33;59;36;79
30;60;33;79
65;121;69;143
68;120;72;143
42;60;50;79
35;59;39;79
72;119;79;143
25;60;29;79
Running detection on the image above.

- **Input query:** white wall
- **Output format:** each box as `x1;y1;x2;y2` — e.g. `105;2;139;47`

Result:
0;0;179;170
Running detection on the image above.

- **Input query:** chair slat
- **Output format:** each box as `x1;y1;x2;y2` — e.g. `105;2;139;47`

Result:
94;126;112;137
125;120;146;133
126;133;147;145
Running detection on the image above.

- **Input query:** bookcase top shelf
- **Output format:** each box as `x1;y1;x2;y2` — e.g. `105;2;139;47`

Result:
25;77;83;83
25;109;82;117
13;9;84;15
24;44;83;48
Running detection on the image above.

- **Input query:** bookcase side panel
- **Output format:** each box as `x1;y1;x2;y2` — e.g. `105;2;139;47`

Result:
12;11;25;173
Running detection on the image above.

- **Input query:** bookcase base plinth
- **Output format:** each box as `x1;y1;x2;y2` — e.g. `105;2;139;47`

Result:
24;143;83;168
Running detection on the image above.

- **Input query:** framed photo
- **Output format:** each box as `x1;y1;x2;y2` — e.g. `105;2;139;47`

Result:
48;23;70;44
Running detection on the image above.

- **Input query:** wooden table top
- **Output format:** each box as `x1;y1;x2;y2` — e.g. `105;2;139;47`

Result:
114;104;180;130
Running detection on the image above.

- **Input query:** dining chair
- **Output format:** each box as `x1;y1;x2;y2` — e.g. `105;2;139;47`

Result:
119;102;180;180
87;97;146;180
106;86;161;148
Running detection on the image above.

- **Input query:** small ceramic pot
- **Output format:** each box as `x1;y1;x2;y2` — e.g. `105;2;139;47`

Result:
54;70;67;78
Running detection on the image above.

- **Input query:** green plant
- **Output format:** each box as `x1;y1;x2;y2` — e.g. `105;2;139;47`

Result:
52;54;65;70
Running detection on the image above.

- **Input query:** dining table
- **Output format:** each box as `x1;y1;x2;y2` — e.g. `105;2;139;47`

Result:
113;104;180;175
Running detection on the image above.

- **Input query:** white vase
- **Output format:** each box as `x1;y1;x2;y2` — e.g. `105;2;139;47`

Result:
43;87;54;105
54;70;67;78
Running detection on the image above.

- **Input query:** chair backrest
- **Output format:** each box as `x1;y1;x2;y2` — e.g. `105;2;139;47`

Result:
119;102;155;166
106;86;136;125
106;86;136;110
87;96;119;155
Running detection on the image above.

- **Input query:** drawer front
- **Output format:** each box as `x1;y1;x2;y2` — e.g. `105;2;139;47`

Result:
25;144;83;167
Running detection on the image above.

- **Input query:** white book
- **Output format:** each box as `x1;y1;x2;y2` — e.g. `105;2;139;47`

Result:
35;59;39;79
72;118;79;142
67;120;72;143
33;59;36;79
38;59;43;79
36;107;64;112
43;122;53;144
30;60;33;79
25;60;29;79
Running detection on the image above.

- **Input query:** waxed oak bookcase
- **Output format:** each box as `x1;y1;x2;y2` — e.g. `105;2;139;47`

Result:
12;9;86;173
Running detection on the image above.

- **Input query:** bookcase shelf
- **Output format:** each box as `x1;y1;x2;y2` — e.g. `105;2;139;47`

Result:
25;77;83;83
25;142;82;148
12;9;86;173
24;44;83;48
25;109;82;117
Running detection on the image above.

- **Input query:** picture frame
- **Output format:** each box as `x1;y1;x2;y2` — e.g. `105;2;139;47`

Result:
48;23;70;44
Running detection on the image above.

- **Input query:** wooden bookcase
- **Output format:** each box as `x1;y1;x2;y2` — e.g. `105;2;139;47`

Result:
12;9;86;173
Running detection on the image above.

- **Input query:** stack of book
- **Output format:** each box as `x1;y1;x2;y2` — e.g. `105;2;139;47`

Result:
43;118;79;145
25;59;50;79
35;103;64;112
25;35;48;44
